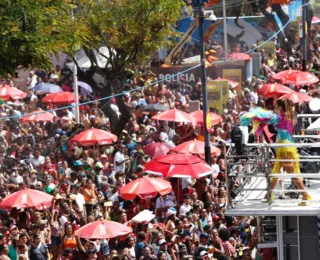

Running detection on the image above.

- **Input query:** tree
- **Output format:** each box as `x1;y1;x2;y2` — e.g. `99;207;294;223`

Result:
72;0;185;135
0;0;88;74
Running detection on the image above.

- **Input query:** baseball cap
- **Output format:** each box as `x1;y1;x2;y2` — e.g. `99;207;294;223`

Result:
200;232;210;239
95;162;103;169
159;239;167;245
141;220;149;226
87;248;97;255
74;160;83;166
200;251;208;257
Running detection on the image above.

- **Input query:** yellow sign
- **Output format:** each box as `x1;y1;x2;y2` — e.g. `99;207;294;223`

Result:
222;69;242;93
207;80;229;115
206;112;212;132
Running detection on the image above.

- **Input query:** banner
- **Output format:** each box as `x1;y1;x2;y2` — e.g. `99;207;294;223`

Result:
207;80;229;115
222;69;242;92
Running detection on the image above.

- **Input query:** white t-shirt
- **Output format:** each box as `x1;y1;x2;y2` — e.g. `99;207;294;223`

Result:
181;177;192;190
114;151;125;173
29;156;45;168
179;203;192;217
75;193;86;212
211;164;220;178
156;195;176;218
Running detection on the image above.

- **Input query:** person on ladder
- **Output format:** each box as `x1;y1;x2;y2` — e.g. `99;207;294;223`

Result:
240;99;312;206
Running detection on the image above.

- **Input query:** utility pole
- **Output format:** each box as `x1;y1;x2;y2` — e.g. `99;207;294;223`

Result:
301;0;308;71
198;0;212;169
72;9;80;124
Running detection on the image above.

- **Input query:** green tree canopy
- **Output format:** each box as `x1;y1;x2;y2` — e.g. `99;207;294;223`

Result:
0;0;88;74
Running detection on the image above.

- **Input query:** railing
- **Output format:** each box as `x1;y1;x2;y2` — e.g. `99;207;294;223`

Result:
225;139;320;210
296;114;320;133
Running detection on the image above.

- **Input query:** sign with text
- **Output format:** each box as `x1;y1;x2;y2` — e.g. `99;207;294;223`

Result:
222;69;242;92
207;80;229;115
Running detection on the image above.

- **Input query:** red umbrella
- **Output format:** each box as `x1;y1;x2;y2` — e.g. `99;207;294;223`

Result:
74;219;132;239
170;140;221;157
70;128;117;146
190;110;222;125
119;178;172;200
272;70;319;85
144;154;215;178
0;84;26;101
213;78;239;89
257;83;294;98
21;109;55;123
42;92;75;105
278;92;313;103
226;53;251;61
0;188;53;210
143;142;170;158
152;109;193;123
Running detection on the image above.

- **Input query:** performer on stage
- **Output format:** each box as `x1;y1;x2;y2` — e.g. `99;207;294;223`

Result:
240;99;312;206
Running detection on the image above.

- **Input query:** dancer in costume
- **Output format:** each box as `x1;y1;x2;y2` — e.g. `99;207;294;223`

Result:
240;99;312;206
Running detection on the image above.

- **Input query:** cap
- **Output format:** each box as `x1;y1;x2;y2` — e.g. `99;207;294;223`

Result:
95;162;103;169
101;154;108;159
63;248;73;256
159;239;167;245
183;194;190;199
73;183;80;189
200;251;208;256
212;215;220;221
200;232;210;239
87;248;97;255
74;160;83;166
141;220;149;225
10;225;17;231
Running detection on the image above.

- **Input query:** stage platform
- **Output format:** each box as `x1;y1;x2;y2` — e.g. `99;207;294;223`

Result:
226;176;320;216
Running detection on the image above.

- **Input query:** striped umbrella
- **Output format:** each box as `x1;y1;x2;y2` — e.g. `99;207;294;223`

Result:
70;128;117;146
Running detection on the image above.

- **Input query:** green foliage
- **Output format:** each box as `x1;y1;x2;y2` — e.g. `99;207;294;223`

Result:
0;0;89;74
73;0;184;77
0;0;184;76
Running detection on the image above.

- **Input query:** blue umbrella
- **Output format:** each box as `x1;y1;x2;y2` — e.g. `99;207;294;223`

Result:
34;83;63;93
72;81;93;94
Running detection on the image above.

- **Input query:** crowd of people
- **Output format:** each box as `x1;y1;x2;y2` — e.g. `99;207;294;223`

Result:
0;23;318;260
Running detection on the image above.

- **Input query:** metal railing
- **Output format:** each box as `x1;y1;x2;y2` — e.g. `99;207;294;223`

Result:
225;140;320;209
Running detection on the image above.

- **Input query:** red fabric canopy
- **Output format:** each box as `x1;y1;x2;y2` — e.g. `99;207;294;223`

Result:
70;128;117;146
0;84;26;101
0;188;53;210
278;92;313;103
190;110;222;126
42;92;75;104
21;109;55;123
170;140;221;157
257;83;293;98
119;178;172;200
226;53;251;61
74;219;132;239
144;154;215;179
272;70;319;85
152;109;193;123
143;142;170;158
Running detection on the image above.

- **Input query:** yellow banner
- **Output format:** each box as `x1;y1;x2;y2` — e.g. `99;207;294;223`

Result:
207;80;229;115
222;69;242;93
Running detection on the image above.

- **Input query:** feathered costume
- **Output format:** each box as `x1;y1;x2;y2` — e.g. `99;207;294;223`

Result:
240;107;300;175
